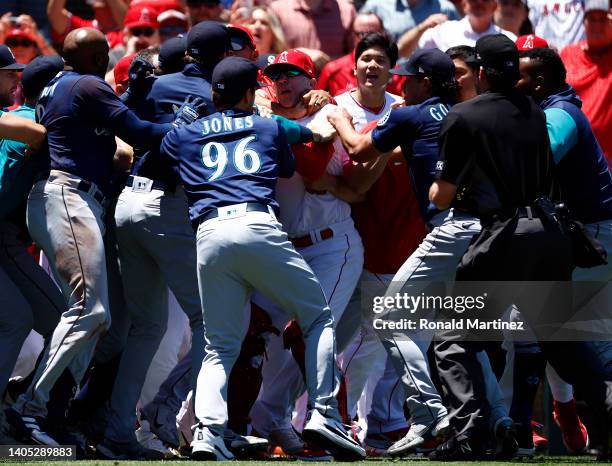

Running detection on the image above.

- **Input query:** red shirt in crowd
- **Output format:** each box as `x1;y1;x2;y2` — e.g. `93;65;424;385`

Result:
561;41;612;167
51;14;124;48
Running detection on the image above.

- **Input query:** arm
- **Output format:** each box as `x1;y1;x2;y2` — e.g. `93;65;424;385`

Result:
0;112;46;150
343;150;394;194
429;179;456;210
397;14;447;57
305;173;365;203
544;108;578;164
105;0;128;28
327;107;381;162
113;136;133;173
110;110;172;148
46;0;70;35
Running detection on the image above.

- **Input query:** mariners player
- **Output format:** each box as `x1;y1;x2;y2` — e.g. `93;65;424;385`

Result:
328;48;513;456
6;28;194;451
159;56;366;462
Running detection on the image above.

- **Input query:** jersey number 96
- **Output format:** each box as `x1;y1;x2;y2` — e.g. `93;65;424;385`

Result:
202;136;261;181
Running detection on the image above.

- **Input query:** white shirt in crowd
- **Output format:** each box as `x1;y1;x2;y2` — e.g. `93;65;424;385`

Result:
527;0;585;50
418;16;517;51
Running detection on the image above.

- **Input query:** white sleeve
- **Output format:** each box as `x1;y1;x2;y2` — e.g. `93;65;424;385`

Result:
418;26;438;49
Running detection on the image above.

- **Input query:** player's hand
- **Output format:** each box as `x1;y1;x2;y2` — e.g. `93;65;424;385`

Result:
326;107;352;128
307;119;336;143
302;90;332;115
173;95;208;127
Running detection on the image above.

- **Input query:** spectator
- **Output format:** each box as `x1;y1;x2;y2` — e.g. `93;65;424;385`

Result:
360;0;460;42
46;0;129;48
1;14;56;61
123;4;161;55
561;0;612;166
157;9;188;43
4;29;40;65
494;0;532;35
246;6;287;54
185;0;227;25
268;0;357;59
317;13;385;95
398;0;516;56
526;0;587;49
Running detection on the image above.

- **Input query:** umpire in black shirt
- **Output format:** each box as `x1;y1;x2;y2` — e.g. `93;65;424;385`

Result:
428;35;611;460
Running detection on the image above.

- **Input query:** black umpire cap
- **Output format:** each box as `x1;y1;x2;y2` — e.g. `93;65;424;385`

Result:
21;55;65;100
212;56;259;102
0;44;25;71
391;48;455;84
187;21;229;60
475;34;519;75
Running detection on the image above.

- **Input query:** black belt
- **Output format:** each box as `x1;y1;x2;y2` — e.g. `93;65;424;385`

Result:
192;203;274;230
77;180;106;205
126;175;169;192
481;206;539;226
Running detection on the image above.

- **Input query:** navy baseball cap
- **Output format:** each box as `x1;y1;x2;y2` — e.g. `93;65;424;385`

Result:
21;55;65;99
0;44;25;71
212;56;260;101
391;48;455;84
187;21;229;60
159;35;186;74
475;34;519;74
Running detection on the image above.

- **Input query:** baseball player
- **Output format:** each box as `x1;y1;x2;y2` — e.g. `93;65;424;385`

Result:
159;55;366;462
5;28;194;451
248;49;364;456
330;32;424;454
327;48;513;457
95;21;228;460
0;54;65;437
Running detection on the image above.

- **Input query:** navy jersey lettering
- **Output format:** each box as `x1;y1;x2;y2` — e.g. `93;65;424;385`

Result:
160;109;295;222
371;96;452;220
36;71;128;192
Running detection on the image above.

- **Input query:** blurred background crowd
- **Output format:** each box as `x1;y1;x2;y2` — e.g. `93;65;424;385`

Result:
0;0;610;165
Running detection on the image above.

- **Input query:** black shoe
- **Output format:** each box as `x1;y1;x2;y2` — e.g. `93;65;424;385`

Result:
48;425;94;459
494;417;518;459
4;408;59;446
429;436;485;461
96;437;166;460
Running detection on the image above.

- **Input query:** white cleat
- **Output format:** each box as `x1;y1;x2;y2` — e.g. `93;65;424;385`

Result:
191;425;235;461
388;415;450;457
302;410;366;461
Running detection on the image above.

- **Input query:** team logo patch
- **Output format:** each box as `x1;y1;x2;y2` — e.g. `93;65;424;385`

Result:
278;51;289;63
377;109;391;126
436;160;444;171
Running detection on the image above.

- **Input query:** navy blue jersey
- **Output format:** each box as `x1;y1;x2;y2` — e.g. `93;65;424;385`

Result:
129;63;214;185
371;96;451;221
160;109;295;222
36;71;128;192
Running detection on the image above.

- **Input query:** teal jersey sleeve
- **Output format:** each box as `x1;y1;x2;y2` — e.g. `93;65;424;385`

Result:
544;107;578;164
271;115;313;144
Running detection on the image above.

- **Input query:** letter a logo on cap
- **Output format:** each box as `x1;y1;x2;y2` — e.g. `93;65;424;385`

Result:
278;51;289;63
524;35;534;49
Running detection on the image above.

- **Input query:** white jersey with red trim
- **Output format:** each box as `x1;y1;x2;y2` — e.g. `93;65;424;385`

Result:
334;90;402;132
276;104;352;238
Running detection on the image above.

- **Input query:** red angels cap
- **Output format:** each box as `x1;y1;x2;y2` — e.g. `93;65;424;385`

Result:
515;34;549;51
227;24;257;52
124;4;160;29
113;53;136;88
264;49;315;79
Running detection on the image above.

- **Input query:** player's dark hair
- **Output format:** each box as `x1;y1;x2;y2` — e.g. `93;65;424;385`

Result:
212;87;257;110
520;47;567;90
431;79;459;103
446;45;479;72
355;32;398;68
135;46;160;65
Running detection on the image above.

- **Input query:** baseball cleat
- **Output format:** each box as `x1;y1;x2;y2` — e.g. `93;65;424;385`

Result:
223;429;268;458
302;409;366;461
191;424;235;461
135;426;180;459
387;415;450;457
553;399;589;454
268;426;306;456
96;437;166;460
493;417;518;459
4;408;59;446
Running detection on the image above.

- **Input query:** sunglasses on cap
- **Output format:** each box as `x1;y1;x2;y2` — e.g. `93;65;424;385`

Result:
6;38;35;47
268;68;304;81
130;27;156;37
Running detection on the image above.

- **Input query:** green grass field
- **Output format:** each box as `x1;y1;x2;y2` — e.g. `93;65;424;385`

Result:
0;457;603;465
